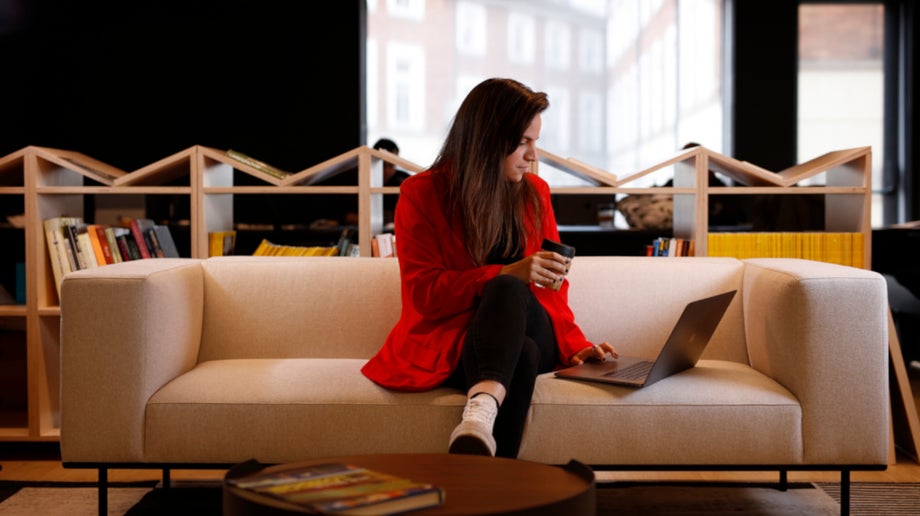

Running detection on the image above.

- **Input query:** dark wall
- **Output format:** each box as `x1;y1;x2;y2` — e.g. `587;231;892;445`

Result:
0;1;363;171
726;0;799;170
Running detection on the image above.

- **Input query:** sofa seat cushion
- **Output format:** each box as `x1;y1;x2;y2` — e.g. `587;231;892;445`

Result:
520;360;802;465
145;359;467;464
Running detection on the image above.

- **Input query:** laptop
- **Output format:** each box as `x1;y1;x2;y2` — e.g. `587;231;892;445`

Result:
554;290;736;388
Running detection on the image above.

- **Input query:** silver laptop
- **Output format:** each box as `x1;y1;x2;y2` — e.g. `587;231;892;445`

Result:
554;290;736;388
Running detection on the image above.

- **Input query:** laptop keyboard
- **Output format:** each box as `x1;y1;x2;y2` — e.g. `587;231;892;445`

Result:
605;361;654;380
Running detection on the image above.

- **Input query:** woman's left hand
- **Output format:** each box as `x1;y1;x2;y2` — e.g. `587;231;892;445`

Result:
570;342;618;366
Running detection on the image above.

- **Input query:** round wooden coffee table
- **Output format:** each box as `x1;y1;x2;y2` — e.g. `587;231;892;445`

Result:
223;453;595;515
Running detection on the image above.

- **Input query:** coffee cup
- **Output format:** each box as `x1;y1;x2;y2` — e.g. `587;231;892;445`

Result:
541;239;575;291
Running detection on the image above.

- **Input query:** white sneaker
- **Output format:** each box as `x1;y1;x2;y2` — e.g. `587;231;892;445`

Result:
448;394;498;456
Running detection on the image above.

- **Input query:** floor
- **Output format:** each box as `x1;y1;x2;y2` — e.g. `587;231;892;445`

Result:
2;363;920;486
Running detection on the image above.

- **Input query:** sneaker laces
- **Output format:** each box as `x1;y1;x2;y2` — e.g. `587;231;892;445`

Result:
463;394;499;428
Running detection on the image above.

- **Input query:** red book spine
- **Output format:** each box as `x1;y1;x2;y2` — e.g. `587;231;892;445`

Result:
95;225;115;264
129;219;152;259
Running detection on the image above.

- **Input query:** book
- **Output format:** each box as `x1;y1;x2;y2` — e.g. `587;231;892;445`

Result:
209;230;237;257
43;219;66;296
129;218;154;259
251;238;337;257
121;233;143;261
145;226;166;258
64;223;87;270
153;225;181;258
103;226;123;263
74;224;99;268
336;227;357;256
706;232;863;266
109;227;133;261
226;149;293;180
87;224;114;265
227;462;444;514
373;233;395;258
43;216;82;298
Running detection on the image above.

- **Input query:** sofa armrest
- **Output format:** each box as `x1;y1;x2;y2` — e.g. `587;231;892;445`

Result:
60;258;204;463
742;258;889;465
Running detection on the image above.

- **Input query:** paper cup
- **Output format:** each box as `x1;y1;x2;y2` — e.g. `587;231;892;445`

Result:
541;239;575;291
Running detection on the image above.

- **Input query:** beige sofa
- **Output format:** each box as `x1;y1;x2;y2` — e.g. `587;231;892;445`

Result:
60;256;889;504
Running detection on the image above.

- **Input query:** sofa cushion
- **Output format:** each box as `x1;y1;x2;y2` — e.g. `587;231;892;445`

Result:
565;257;748;364
519;360;802;465
145;358;467;464
198;257;402;362
146;358;800;467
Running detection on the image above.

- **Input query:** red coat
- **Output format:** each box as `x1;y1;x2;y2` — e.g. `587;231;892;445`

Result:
361;168;592;391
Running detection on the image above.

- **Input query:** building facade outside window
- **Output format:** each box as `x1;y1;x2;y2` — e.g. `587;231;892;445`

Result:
798;2;885;227
368;0;895;227
367;0;722;193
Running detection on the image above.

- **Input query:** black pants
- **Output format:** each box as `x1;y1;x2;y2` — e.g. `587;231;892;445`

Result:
443;275;558;458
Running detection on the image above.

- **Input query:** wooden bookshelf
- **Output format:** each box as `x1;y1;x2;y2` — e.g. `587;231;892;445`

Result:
537;144;919;462
539;144;873;267
5;143;915;461
0;144;423;442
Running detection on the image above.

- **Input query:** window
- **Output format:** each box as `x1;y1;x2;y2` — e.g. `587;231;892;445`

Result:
367;0;723;190
387;0;425;21
386;43;425;130
578;29;604;74
456;2;487;57
579;91;604;153
507;13;536;64
797;3;884;226
545;20;571;70
366;39;379;130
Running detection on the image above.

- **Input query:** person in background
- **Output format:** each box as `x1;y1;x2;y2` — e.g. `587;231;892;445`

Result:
334;138;410;227
373;138;410;187
373;138;410;226
361;78;616;458
665;142;748;228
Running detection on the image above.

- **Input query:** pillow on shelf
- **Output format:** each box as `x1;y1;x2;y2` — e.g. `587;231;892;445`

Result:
616;194;673;230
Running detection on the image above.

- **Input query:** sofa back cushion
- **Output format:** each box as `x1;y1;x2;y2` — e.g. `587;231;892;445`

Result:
197;255;748;365
565;257;748;364
198;257;402;361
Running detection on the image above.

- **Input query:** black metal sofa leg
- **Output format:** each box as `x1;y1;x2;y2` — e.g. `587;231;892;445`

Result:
840;469;850;516
98;467;107;516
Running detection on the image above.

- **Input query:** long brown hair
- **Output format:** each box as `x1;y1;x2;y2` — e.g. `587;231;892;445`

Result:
431;78;549;265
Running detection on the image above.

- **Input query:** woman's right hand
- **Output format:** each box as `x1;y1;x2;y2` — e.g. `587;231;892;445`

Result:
500;251;569;289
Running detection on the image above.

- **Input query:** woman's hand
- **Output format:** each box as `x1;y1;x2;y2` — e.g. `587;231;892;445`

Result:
570;342;618;366
500;251;570;289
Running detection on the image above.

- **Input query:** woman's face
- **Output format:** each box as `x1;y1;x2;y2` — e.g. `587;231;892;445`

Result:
502;114;542;183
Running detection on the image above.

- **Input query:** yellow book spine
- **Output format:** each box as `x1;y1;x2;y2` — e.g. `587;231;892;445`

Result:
252;239;271;256
825;233;844;266
851;232;865;269
841;232;853;267
209;232;222;257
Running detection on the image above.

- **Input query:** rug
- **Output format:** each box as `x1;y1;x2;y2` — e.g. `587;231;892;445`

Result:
1;480;917;515
817;482;920;515
595;481;839;515
0;486;150;516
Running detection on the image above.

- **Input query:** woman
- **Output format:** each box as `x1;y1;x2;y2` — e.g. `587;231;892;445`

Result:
361;78;616;458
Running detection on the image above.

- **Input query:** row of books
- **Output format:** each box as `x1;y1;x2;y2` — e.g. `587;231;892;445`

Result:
707;232;865;267
209;230;237;257
252;239;339;256
645;237;695;257
44;216;180;298
371;232;397;258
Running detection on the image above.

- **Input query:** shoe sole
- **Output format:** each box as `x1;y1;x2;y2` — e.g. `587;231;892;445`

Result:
448;434;494;456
